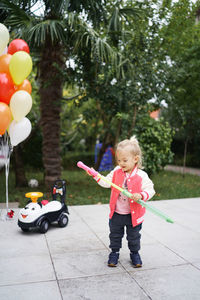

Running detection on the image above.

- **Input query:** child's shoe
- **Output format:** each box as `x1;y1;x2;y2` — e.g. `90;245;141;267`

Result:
108;252;119;267
130;252;142;268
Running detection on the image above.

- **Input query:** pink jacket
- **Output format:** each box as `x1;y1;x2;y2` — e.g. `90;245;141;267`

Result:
96;166;155;227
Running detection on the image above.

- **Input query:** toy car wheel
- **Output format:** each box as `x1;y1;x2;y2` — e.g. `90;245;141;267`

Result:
40;219;49;233
58;214;68;227
21;228;29;232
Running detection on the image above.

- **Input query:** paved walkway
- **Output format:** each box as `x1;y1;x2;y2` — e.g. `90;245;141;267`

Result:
0;198;200;300
165;165;200;176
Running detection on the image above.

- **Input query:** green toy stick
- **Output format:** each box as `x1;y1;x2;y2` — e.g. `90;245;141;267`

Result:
77;161;174;224
122;189;174;223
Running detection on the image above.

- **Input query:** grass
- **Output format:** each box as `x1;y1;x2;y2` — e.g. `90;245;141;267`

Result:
0;169;200;207
152;170;200;200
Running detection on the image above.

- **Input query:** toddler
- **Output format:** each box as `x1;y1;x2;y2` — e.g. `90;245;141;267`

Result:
92;136;155;267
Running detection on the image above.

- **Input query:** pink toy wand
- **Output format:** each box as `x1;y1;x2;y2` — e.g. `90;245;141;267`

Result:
77;161;174;223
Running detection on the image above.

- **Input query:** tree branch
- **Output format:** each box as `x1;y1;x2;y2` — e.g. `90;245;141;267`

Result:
61;93;82;101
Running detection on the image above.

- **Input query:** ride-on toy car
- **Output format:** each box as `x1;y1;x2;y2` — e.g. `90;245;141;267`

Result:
18;180;69;233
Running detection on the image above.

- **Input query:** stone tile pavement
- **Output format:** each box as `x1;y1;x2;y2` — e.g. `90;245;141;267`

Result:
0;198;200;300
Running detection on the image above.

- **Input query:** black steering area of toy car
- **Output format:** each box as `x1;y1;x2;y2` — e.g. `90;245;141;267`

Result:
18;179;69;233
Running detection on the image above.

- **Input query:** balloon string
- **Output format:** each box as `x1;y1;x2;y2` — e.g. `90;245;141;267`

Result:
1;132;12;213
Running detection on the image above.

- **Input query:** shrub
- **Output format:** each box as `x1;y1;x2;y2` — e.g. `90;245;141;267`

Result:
134;117;174;175
62;151;94;170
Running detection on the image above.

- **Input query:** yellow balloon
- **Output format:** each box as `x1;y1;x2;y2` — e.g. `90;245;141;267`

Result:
9;51;32;85
10;90;32;122
0;23;9;55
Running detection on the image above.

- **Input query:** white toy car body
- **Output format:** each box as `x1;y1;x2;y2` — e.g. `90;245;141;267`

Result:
18;180;69;233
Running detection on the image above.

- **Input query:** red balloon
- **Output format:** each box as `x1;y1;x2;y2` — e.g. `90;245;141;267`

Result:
7;39;30;55
0;73;16;105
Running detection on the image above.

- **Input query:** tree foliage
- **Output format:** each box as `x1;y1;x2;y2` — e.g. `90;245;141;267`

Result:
73;1;175;170
159;0;200;167
1;0;186;179
0;0;123;188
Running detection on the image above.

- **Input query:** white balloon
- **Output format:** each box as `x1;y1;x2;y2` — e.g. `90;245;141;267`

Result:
10;90;32;122
9;117;32;146
2;46;8;55
0;23;9;55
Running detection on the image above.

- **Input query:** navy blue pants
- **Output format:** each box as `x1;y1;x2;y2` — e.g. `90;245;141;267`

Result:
109;212;142;253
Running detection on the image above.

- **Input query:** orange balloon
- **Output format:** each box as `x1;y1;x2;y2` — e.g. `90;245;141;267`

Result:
0;54;12;74
16;79;32;94
0;102;12;135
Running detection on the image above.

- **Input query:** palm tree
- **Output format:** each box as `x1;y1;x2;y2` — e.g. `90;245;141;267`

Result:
0;0;119;189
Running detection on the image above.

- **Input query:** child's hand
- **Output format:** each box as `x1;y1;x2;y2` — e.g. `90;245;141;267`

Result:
86;167;95;176
86;168;100;180
131;193;142;202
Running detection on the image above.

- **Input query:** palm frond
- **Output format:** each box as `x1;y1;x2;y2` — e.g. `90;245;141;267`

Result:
108;7;121;32
108;6;142;33
0;1;134;78
119;7;142;18
67;12;136;79
28;20;66;45
68;13;118;64
0;0;31;29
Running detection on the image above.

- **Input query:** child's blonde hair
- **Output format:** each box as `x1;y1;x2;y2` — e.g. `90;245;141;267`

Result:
116;136;143;168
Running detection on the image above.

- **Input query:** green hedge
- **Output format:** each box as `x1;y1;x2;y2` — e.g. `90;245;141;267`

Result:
62;152;95;169
173;153;200;168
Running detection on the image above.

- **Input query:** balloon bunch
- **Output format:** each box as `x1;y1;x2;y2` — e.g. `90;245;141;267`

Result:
0;23;33;147
0;23;33;220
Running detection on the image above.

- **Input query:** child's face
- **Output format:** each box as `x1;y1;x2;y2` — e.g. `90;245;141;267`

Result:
116;148;139;174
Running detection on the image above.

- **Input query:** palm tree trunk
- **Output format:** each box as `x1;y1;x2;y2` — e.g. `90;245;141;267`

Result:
13;145;28;187
38;40;64;190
